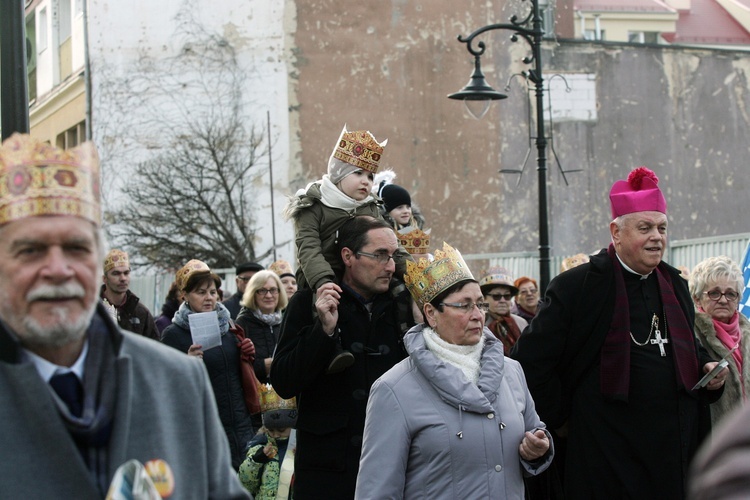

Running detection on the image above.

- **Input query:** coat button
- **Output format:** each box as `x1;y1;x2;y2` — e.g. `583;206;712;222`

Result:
487;413;495;419
495;465;503;472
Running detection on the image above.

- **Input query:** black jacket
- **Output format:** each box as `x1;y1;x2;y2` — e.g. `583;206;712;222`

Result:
271;281;414;499
161;321;254;469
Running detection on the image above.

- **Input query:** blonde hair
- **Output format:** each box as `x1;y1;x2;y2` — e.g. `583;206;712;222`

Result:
241;270;288;311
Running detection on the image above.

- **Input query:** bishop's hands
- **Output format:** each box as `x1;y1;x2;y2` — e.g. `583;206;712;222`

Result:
519;429;550;461
315;282;342;336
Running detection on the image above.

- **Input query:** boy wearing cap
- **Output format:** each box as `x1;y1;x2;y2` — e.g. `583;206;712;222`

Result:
512;167;726;498
238;384;297;499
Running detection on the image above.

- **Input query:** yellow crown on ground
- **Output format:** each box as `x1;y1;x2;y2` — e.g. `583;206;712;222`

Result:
0;133;100;226
259;384;297;413
332;127;386;173
398;226;431;255
404;242;474;307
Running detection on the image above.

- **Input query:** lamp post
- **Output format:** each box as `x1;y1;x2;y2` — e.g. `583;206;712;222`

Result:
448;0;551;293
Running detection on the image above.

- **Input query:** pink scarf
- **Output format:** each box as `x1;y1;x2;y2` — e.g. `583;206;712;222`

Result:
711;310;743;374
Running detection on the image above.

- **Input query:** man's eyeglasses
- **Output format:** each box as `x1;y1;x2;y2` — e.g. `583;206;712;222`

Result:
519;289;538;296
356;251;396;265
488;292;513;301
237;276;253;282
256;288;279;296
439;302;490;313
704;290;740;302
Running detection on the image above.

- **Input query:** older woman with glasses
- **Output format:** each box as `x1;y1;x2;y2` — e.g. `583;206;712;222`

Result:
236;271;288;385
162;260;256;469
689;256;750;425
479;266;528;355
356;244;552;499
512;276;540;323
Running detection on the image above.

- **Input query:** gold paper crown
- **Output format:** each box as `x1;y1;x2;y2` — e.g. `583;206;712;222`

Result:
259;383;297;413
269;259;295;278
332;126;386;173
0;133;101;226
175;259;210;290
397;226;431;255
104;249;130;273
404;242;475;307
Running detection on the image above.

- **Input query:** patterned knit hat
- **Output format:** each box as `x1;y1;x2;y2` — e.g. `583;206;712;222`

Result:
479;266;518;295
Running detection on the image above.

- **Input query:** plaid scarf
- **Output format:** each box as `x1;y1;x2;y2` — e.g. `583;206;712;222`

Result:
601;244;699;401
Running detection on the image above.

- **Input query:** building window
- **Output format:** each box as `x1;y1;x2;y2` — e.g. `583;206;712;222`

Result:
56;121;86;149
628;31;660;44
583;29;606;41
38;7;48;53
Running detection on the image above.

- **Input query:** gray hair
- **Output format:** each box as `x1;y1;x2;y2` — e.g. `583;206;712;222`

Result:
688;256;744;301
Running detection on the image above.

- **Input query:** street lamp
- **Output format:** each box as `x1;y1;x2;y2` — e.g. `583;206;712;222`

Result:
448;0;551;293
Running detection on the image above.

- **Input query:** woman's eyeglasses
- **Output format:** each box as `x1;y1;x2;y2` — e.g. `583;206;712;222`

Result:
439;302;490;313
704;290;739;302
256;288;279;296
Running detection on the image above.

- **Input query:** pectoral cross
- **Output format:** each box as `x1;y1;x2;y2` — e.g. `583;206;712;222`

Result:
650;327;668;357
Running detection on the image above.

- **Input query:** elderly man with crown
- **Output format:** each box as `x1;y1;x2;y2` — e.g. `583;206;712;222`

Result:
356;242;552;499
100;249;159;340
0;134;249;498
511;167;727;498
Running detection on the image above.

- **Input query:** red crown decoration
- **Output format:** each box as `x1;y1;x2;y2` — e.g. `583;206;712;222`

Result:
332;126;387;173
398;226;431;255
0;133;100;226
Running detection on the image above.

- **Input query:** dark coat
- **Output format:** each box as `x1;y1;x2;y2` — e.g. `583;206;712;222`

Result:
222;292;244;320
270;282;414;500
155;298;179;335
100;286;159;340
235;309;281;384
162;322;254;469
511;248;719;499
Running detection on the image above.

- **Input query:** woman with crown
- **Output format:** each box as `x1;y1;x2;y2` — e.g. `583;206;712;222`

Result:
355;243;553;499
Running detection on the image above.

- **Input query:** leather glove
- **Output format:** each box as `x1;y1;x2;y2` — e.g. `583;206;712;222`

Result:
240;338;255;363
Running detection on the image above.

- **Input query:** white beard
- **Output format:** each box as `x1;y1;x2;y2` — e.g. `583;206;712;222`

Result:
1;282;97;349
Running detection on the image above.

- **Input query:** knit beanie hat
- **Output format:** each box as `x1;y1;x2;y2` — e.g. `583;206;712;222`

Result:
328;157;360;185
380;184;411;212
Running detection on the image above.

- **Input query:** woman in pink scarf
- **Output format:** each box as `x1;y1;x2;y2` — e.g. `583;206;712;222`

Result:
690;256;750;425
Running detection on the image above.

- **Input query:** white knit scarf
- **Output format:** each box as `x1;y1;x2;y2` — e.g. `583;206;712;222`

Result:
319;174;373;211
422;327;485;385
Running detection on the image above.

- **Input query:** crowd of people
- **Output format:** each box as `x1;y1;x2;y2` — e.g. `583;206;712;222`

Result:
1;129;748;499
